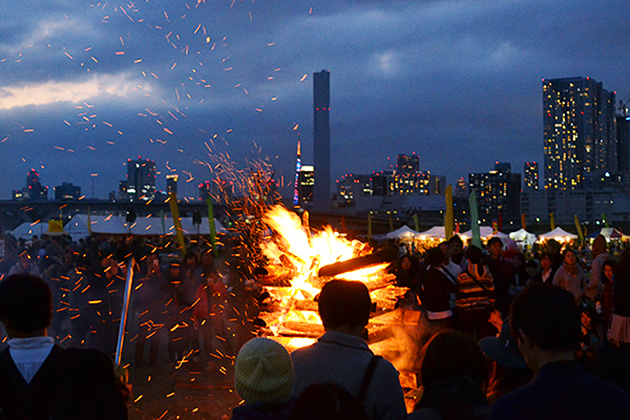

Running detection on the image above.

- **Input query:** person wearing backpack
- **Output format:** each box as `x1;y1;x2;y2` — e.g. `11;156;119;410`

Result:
456;245;496;340
291;280;407;420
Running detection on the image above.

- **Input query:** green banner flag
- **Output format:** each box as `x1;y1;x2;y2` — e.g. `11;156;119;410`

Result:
469;190;482;248
445;185;454;241
602;213;609;228
169;192;186;257
206;197;218;258
413;213;419;233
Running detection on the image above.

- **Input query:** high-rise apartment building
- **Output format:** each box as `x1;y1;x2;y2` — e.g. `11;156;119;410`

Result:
469;163;521;222
618;115;630;172
455;177;468;198
313;70;330;211
543;77;616;190
524;162;539;190
126;157;157;201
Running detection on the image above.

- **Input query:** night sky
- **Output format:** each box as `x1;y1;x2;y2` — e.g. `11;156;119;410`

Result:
1;0;629;200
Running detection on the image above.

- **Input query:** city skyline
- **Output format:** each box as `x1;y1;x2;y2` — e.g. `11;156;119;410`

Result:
1;1;630;200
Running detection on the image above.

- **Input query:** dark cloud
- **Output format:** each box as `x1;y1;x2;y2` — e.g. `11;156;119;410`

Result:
0;0;629;200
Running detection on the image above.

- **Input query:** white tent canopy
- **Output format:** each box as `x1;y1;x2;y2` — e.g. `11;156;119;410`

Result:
385;225;420;239
538;227;578;240
509;228;537;244
461;226;509;239
597;227;630;240
65;214;227;239
417;226;446;239
8;222;51;240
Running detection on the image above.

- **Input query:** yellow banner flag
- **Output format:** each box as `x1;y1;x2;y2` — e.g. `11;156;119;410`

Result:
574;215;585;243
550;213;556;230
48;219;63;234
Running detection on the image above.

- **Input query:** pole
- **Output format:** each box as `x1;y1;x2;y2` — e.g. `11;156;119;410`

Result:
115;257;135;367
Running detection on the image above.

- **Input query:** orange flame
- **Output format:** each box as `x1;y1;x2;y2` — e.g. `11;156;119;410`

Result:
261;205;373;293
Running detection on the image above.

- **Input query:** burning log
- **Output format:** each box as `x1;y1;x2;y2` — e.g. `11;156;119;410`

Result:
317;247;398;278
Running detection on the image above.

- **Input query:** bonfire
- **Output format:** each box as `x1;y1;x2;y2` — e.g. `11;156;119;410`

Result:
255;205;412;354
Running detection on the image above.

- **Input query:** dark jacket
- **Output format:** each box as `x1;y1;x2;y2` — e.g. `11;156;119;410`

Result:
409;375;490;420
0;345;128;420
422;266;459;314
613;273;630;317
490;361;630;420
485;257;515;317
231;400;292;420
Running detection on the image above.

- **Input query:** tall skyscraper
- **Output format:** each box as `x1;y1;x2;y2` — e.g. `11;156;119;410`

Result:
543;77;616;190
126;157;157;201
524;162;539;190
313;70;330;211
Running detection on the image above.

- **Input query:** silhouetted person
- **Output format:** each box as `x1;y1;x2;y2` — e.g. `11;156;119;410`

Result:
490;284;630;420
485;238;514;318
0;273;128;420
410;330;490;420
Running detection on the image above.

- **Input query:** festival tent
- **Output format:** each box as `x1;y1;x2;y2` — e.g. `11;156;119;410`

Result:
178;217;227;236
538;227;578;241
417;226;446;239
8;222;52;240
595;227;630;240
66;214;126;236
66;214;227;238
509;228;537;245
461;227;509;240
385;225;421;240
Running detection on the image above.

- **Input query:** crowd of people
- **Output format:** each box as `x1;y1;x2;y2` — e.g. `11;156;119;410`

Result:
3;230;630;419
0;233;258;369
228;234;630;420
